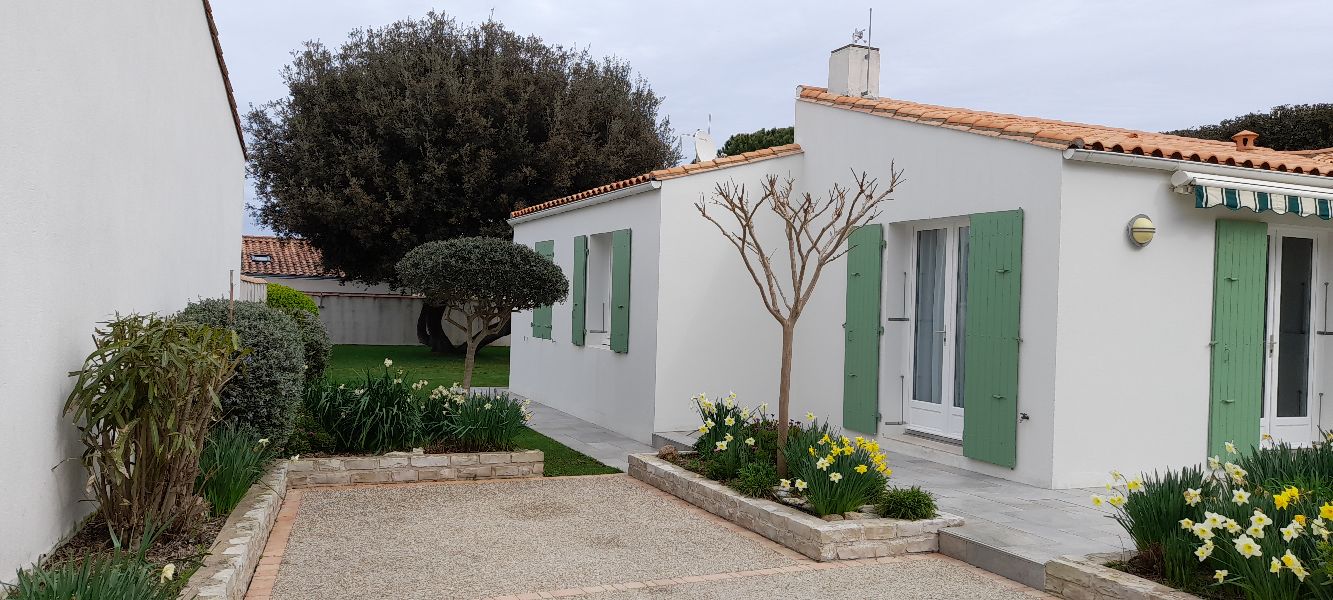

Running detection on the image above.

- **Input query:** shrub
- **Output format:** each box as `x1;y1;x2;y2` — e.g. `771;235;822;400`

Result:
304;362;423;454
63;314;241;543
7;524;175;600
733;461;780;498
178;299;305;448
781;418;890;516
266;282;319;316
1101;467;1213;590
285;309;331;385
877;486;937;520
196;424;274;517
428;388;528;452
691;393;771;481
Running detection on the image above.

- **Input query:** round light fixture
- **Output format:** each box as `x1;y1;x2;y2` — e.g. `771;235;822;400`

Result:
1127;214;1155;247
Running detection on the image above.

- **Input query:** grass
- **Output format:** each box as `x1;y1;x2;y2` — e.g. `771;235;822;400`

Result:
327;345;510;387
513;427;620;476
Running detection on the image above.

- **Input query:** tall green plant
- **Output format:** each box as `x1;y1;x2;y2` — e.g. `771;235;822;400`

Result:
430;389;529;452
196;424;274;516
304;362;422;454
6;520;175;600
783;419;889;516
64;314;242;543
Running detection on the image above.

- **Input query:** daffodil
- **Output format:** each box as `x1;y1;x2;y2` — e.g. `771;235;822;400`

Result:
818;434;830;446
1225;441;1238;455
1292;564;1310;582
483;402;493;409
1280;524;1300;542
808;446;816;456
816;457;831;471
744;437;755;446
1203;512;1224;528
1126;478;1144;493
1090;494;1104;507
794;479;808;490
806;412;816;421
1247;524;1266;538
724;433;733;442
715;440;728;451
384;358;393;368
1270;557;1283;574
698;424;710;433
1213;569;1228;584
1179;518;1194;531
1184;488;1202;506
161;563;176;582
1208;455;1221;470
1293;514;1307;527
1275;491;1292;510
1252;510;1273;528
1225;519;1242;534
1234;535;1262;558
779;479;791;490
1194;541;1214;561
1232;489;1251;505
1321;502;1333;520
1282;551;1301;571
1192;524;1215;540
258;438;270;446
1110;470;1124;482
724;416;736;426
1107;494;1126;508
854;464;868;474
829;472;843;483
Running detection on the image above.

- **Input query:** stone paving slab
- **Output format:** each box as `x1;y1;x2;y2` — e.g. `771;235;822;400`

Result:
516;397;654;471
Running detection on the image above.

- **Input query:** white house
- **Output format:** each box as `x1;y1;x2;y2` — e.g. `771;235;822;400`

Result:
0;0;245;579
510;44;1333;489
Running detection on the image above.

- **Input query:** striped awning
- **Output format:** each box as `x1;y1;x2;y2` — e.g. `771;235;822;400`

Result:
1172;170;1333;220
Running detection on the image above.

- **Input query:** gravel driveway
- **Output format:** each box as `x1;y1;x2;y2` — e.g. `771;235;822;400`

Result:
261;475;1048;600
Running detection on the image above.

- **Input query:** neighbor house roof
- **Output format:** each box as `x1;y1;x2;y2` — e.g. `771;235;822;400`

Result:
509;144;804;218
797;86;1333;177
241;236;336;277
1291;148;1333;163
200;0;246;158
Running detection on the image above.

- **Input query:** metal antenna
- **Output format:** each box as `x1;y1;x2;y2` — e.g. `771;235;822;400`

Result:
867;8;873;47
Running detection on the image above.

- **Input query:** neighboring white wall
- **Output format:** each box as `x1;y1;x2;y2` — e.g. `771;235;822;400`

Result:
1052;160;1333;488
0;0;243;579
510;191;663;442
238;276;269;302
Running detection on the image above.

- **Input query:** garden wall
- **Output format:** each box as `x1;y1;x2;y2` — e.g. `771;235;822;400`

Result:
287;450;543;488
629;454;962;561
179;464;288;600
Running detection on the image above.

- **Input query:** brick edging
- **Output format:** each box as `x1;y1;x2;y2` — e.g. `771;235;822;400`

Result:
628;453;962;561
178;463;288;600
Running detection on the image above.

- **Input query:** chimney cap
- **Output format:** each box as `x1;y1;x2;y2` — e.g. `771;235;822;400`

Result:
1232;130;1259;151
830;42;879;53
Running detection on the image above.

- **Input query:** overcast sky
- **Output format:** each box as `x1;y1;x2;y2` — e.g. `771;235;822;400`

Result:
212;1;1331;235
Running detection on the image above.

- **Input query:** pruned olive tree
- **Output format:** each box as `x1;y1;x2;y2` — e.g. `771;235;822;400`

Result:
397;237;568;388
696;168;902;476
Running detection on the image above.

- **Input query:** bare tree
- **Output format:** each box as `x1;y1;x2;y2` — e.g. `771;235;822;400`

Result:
696;168;901;475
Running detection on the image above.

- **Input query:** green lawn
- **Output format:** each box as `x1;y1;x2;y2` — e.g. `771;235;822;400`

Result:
327;344;510;387
514;427;621;476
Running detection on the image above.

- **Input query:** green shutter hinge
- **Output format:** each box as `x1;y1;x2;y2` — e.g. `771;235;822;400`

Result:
1223;398;1235;404
996;268;1010;273
878;326;885;335
1225;276;1239;282
992;394;1005;400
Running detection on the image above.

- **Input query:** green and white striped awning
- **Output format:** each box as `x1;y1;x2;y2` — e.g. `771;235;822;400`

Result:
1172;170;1333;220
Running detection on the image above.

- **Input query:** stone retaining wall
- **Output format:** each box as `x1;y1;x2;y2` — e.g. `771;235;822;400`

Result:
629;453;962;561
1046;553;1200;600
287;450;543;488
178;463;288;600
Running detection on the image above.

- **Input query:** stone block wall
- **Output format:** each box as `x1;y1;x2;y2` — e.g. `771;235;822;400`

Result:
629;453;962;561
287;451;543;488
1046;554;1200;600
178;464;288;600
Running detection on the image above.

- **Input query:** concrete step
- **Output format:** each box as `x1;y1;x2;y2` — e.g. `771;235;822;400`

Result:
939;527;1048;590
651;430;697;451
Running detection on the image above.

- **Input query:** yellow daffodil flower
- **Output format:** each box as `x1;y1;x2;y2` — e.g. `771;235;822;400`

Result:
829;472;843;483
1252;510;1272;527
816;457;831;471
1091;495;1105;507
1194;541;1214;561
779;479;791;490
1110;470;1124;481
1280;524;1300;542
724;433;734;442
1179;518;1194;530
1184;488;1202;506
1192;524;1215;540
1225;441;1238;455
1294;514;1307;527
160;564;176;583
1319;502;1333;520
1126;478;1144;493
1207;456;1221;470
1270;557;1283;574
744;437;755;446
806;412;816;421
1225;520;1242;534
1213;569;1228;584
1292;564;1310;582
1247;524;1266;538
715;440;728;451
724;416;736;426
1232;489;1251;505
854;464;868;474
808;446;816;456
698;424;710;433
795;479;808;490
1234;535;1262;558
1107;494;1126;508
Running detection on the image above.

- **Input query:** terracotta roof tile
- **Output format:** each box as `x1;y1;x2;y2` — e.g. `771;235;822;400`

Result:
509;143;803;218
241;236;336;277
798;86;1333;177
200;0;245;158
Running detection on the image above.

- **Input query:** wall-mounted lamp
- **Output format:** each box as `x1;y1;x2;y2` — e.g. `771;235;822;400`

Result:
1127;214;1155;247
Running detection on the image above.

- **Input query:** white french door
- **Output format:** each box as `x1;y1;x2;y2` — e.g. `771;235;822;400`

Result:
906;221;969;440
1261;229;1319;446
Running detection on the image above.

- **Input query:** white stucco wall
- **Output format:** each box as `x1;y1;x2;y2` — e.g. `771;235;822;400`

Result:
1052;159;1333;488
510;190;663;442
0;0;244;579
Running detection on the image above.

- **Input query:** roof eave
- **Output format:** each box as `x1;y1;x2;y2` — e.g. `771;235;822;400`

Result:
508;180;662;226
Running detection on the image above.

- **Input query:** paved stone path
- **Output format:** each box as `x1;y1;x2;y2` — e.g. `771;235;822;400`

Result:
517;398;655;472
248;475;1053;600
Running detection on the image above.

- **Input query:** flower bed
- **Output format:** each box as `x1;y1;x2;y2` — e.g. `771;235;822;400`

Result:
630;453;962;561
287;450;543;487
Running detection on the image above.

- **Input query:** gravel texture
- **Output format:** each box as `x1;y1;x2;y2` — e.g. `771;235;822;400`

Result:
589;559;1039;599
269;476;798;599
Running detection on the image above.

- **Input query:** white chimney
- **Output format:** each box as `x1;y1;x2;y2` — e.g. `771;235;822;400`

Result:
827;44;880;98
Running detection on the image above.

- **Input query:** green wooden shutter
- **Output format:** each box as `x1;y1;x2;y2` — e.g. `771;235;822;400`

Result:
1208;220;1267;457
610;229;632;353
962;210;1023;468
842;223;884;435
572;235;588;346
532;240;555;340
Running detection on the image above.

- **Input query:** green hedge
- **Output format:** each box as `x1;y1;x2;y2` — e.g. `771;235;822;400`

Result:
266;283;319;316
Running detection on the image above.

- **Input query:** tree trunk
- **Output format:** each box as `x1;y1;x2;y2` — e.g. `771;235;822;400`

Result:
418;304;462;354
461;339;479;390
776;320;795;478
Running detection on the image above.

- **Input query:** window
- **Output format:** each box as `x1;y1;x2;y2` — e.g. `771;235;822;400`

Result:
250;254;272;263
585;232;614;346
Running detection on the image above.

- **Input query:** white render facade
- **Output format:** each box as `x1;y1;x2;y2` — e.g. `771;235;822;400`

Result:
511;49;1333;489
0;0;245;579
